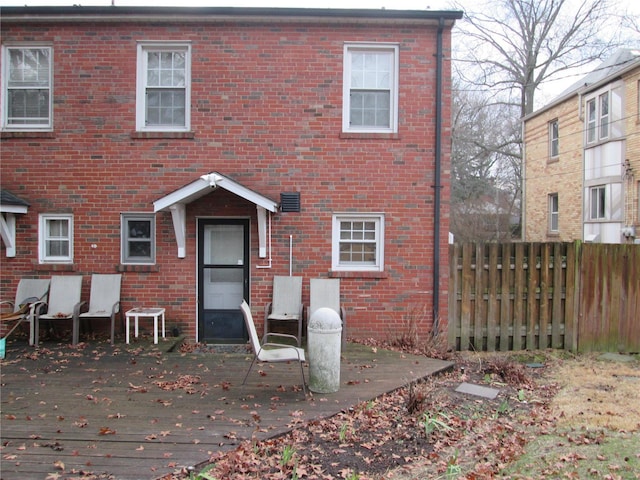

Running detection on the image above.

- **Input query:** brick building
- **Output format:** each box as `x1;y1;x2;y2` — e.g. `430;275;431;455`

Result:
1;6;462;344
523;49;640;244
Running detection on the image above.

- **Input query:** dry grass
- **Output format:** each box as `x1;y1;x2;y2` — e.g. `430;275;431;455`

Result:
550;354;640;431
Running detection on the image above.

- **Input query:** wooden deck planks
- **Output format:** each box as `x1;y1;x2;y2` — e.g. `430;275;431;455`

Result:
0;340;453;479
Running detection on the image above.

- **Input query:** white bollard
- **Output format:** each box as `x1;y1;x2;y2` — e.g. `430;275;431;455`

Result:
308;307;342;393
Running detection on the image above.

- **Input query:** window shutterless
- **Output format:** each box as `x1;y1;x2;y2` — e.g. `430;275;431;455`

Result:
136;43;191;132
2;45;52;130
121;214;156;264
343;44;399;134
39;214;73;263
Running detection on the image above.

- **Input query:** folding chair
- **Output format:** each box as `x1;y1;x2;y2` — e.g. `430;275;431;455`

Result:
241;300;306;395
263;276;303;346
309;278;347;346
79;274;122;345
0;278;50;346
34;275;84;346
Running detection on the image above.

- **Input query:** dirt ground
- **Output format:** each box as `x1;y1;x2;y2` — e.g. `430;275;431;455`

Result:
169;347;640;480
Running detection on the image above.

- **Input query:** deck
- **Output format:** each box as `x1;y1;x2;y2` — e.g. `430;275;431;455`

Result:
0;338;453;479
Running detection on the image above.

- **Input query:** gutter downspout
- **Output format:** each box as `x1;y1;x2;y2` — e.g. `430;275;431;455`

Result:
432;17;445;337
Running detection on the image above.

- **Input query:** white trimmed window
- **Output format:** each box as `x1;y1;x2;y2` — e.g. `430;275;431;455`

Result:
39;214;73;263
343;44;399;133
585;85;623;145
121;214;155;264
589;185;607;220
332;214;384;272
549;119;559;159
548;193;559;233
2;45;52;130
136;43;190;131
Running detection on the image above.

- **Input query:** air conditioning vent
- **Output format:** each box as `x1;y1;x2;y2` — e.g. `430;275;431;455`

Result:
280;192;301;212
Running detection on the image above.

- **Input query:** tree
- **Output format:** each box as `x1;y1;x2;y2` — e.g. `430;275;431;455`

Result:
450;81;521;242
448;0;632;242
453;0;626;117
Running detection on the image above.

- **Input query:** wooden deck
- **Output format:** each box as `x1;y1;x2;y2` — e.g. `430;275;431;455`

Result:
0;338;453;479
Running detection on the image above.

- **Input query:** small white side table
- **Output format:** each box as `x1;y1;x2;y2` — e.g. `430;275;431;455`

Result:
125;308;166;344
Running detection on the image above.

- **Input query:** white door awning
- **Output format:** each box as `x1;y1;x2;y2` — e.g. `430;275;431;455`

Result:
153;172;279;258
1;190;30;258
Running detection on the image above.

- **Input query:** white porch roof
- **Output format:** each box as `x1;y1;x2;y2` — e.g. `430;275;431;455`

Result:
1;190;30;258
153;172;279;258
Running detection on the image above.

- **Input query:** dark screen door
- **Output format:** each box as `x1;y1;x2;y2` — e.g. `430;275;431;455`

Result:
197;219;249;343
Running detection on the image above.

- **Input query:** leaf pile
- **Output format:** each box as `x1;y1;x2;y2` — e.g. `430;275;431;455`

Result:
163;351;559;480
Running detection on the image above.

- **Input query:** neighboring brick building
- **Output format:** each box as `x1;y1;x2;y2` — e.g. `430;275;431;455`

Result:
523;49;640;244
0;6;462;344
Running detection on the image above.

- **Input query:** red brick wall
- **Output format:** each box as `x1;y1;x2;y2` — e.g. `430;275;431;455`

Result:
1;17;453;343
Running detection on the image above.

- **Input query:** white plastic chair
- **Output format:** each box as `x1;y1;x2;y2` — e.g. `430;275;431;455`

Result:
79;274;122;345
241;300;306;395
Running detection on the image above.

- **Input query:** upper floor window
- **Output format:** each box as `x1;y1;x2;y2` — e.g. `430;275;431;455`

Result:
599;92;609;140
136;43;190;132
332;213;385;272
2;45;52;130
589;185;606;220
343;44;398;134
549;119;559;159
585;85;623;145
121;213;155;264
39;214;73;263
548;193;559;233
586;98;596;143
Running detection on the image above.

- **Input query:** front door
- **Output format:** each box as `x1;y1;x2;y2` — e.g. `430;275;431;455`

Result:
197;219;249;343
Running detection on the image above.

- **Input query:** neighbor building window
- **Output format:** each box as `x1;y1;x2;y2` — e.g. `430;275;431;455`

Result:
599;92;609;140
549;119;559;159
548;193;559;232
39;214;73;263
121;214;155;264
343;44;398;134
332;214;384;272
2;45;52;130
590;185;607;220
586;98;597;143
585;86;622;144
136;43;190;131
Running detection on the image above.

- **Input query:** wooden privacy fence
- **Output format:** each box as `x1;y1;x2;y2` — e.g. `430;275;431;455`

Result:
448;241;640;353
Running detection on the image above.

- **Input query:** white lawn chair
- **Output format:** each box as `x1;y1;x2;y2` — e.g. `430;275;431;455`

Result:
241;300;306;395
309;278;346;346
263;276;304;346
0;278;50;346
34;275;84;346
79;274;122;345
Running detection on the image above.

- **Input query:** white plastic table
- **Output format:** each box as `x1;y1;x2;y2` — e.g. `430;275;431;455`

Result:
125;307;165;344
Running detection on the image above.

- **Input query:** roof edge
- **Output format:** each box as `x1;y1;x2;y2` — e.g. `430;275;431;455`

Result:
0;6;464;24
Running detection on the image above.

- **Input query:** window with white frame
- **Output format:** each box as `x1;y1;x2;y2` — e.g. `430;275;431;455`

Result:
332;214;384;272
548;193;559;232
121;214;155;264
585;86;623;145
598;92;609;140
2;45;52;130
343;44;398;133
549;119;559;158
136;43;190;131
39;214;73;263
586;98;597;143
590;185;606;220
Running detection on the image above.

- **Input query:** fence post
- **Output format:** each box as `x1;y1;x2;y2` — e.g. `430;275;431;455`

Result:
564;241;580;352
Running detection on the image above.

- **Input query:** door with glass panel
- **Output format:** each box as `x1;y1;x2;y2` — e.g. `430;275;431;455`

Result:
197;219;249;343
